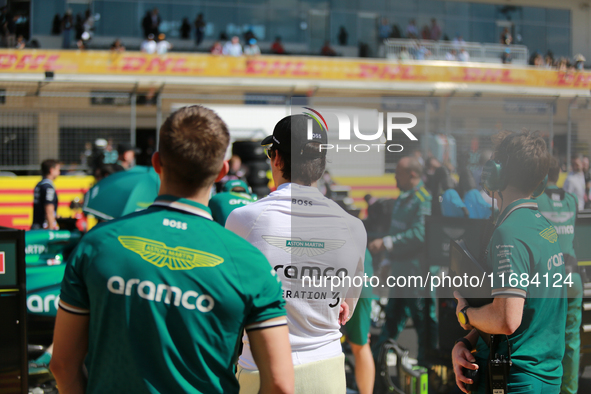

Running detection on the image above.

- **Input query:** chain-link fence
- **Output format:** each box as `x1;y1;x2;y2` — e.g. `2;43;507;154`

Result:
0;82;590;175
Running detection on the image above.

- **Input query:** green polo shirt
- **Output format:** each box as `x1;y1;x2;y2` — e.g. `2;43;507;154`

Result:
384;181;431;274
486;199;566;385
209;191;257;226
59;195;285;394
536;185;578;258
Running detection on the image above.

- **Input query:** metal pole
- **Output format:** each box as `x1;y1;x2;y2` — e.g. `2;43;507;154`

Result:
130;92;136;147
445;97;451;136
548;103;554;155
567;101;572;168
156;94;162;150
424;100;430;158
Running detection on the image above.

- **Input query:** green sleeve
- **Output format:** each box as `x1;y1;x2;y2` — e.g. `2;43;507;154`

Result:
59;238;95;310
386;198;430;257
238;248;286;326
490;227;529;298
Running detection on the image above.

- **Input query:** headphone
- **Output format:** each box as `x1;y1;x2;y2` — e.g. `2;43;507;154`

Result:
481;159;548;198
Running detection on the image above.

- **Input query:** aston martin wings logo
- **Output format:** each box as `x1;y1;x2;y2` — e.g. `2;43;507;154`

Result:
539;227;558;243
118;236;224;270
262;236;346;257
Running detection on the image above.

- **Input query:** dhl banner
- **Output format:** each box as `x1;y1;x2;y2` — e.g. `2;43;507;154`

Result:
0;174;396;229
1;50;591;89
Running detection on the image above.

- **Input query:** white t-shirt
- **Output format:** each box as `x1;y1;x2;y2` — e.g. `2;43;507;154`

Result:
222;42;243;56
563;171;586;211
141;40;157;54
156;40;172;55
226;183;367;369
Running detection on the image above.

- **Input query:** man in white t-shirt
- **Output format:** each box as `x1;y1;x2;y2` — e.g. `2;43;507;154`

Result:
563;157;586;211
226;115;367;394
222;36;243;56
156;33;172;55
140;34;157;54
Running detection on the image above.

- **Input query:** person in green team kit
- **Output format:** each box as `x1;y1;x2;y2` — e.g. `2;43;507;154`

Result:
209;179;257;226
344;249;375;394
453;130;567;394
536;157;582;394
368;156;438;367
50;106;295;394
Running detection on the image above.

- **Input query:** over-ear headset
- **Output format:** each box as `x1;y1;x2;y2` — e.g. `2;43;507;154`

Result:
481;159;548;198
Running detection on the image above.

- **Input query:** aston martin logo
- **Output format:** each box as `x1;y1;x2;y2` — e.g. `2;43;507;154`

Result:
539;227;558;243
118;236;224;270
262;236;346;257
443;227;465;239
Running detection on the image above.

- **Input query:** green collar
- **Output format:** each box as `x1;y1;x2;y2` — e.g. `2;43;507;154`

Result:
496;198;538;226
151;195;213;221
399;180;425;199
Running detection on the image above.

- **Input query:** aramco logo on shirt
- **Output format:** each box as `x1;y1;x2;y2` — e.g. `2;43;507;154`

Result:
263;236;345;257
539;227;558;243
118;236;224;270
302;107;418;154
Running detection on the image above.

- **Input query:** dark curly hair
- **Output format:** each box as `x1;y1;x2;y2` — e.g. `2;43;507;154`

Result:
492;130;551;195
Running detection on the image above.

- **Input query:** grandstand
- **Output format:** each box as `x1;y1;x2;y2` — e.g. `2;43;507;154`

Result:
1;0;591;228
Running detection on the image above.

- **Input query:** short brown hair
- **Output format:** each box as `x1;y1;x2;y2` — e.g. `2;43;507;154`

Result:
492;130;551;194
271;143;326;186
41;159;59;177
547;156;560;183
159;106;229;191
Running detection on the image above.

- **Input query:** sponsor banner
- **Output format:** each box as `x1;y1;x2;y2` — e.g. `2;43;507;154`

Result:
0;175;94;229
1;50;591;89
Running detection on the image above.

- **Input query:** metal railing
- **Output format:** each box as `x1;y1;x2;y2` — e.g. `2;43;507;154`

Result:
384;38;529;65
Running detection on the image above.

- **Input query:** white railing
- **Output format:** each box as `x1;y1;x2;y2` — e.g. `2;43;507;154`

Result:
384;38;529;65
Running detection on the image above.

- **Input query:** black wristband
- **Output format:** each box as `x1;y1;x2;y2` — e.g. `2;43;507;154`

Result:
455;337;473;351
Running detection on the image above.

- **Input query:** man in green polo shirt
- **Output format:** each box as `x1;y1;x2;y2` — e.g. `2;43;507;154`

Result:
209;179;257;226
50;106;294;394
369;156;437;367
453;131;566;394
537;157;581;394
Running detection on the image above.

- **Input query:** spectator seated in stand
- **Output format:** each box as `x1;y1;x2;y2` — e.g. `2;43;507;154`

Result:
156;33;172;55
222;36;242;56
271;36;285;54
243;38;260;56
321;40;337;56
140;34;157;54
110;38;125;52
210;41;223;55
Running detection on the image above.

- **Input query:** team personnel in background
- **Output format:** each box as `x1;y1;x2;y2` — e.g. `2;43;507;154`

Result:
226;114;366;394
369;156;437;367
563;157;586;211
536;157;581;394
344;249;375;394
209;179;257;226
51;106;294;394
32;159;60;230
453;131;566;393
112;142;136;172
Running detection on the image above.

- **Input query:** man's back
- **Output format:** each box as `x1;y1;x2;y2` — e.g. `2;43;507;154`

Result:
32;178;57;228
226;183;366;367
488;199;566;383
59;195;285;393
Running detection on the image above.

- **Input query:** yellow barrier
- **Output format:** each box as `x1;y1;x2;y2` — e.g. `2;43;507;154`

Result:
1;50;591;89
0;176;94;230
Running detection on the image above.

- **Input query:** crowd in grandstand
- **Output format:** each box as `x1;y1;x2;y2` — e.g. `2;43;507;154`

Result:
0;5;588;68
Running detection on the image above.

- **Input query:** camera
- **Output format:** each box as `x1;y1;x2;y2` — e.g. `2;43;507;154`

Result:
488;353;511;394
